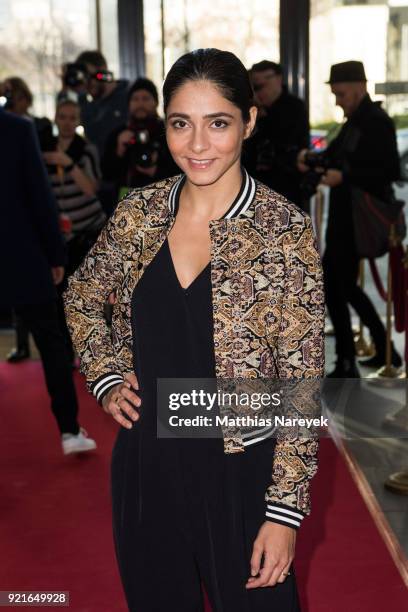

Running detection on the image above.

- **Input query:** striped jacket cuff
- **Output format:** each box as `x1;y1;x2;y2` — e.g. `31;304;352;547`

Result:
265;503;306;530
91;373;125;405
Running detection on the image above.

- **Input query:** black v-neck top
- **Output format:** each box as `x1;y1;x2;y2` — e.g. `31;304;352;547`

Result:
130;167;255;429
131;238;216;402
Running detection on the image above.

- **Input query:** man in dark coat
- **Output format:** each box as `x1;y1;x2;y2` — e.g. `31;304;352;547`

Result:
299;61;401;376
0;107;96;454
1;76;54;362
243;60;310;207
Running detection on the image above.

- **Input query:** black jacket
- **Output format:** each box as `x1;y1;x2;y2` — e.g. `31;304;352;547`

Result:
243;87;310;205
0;109;65;306
326;94;400;246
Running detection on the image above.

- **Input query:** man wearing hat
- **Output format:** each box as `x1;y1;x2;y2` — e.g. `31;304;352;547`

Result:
299;60;401;377
102;77;179;198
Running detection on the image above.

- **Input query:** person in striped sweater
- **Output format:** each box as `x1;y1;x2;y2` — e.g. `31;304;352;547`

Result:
43;98;107;364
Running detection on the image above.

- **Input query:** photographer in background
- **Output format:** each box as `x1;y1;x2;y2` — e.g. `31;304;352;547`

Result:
60;50;128;160
42;98;106;363
60;50;129;216
102;78;179;197
243;60;309;207
298;61;401;377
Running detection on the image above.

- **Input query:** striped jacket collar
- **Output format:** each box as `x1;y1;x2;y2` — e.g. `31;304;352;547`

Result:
167;167;256;219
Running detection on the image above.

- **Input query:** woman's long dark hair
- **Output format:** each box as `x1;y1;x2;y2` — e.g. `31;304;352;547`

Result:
163;48;254;122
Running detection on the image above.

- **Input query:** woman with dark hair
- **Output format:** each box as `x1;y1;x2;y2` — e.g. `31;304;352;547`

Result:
64;48;325;611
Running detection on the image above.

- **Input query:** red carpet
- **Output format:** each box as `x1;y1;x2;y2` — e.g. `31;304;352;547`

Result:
1;361;407;611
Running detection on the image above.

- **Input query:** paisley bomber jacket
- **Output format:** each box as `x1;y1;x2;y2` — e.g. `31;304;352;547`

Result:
63;168;325;530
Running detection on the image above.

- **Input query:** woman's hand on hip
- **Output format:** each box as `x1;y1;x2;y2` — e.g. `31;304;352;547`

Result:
246;521;296;589
101;373;141;429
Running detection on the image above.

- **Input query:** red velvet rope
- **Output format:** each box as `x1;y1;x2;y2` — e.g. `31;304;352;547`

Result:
313;191;324;254
368;258;388;301
368;245;405;333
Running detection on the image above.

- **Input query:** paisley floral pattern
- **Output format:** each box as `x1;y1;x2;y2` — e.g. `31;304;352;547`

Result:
63;174;325;524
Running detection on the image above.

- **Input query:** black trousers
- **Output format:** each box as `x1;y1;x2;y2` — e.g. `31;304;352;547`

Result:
111;405;301;612
323;245;386;360
11;311;30;352
14;300;79;435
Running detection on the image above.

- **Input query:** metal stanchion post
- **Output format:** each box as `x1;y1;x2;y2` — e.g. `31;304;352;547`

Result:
369;225;400;379
385;470;408;494
354;259;375;356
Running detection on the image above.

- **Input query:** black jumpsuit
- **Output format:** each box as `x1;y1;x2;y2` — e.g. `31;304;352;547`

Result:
111;237;301;611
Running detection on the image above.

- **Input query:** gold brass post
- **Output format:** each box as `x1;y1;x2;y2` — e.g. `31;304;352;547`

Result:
354;259;374;356
370;225;400;378
384;471;408;495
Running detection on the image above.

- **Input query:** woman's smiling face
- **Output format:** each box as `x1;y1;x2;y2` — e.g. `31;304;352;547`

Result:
165;80;256;185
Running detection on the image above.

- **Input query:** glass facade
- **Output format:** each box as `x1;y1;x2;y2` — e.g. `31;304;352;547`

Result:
143;0;280;101
3;0;408;131
0;0;120;118
0;0;97;117
100;0;120;79
310;0;408;127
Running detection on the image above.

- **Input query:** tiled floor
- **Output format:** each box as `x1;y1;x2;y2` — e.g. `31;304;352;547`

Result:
0;327;40;360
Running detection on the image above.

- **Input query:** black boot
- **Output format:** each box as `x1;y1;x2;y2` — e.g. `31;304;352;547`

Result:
6;346;30;363
327;358;360;378
359;344;402;369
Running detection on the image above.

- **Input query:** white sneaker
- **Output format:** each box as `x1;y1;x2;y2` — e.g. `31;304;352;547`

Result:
61;427;97;455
